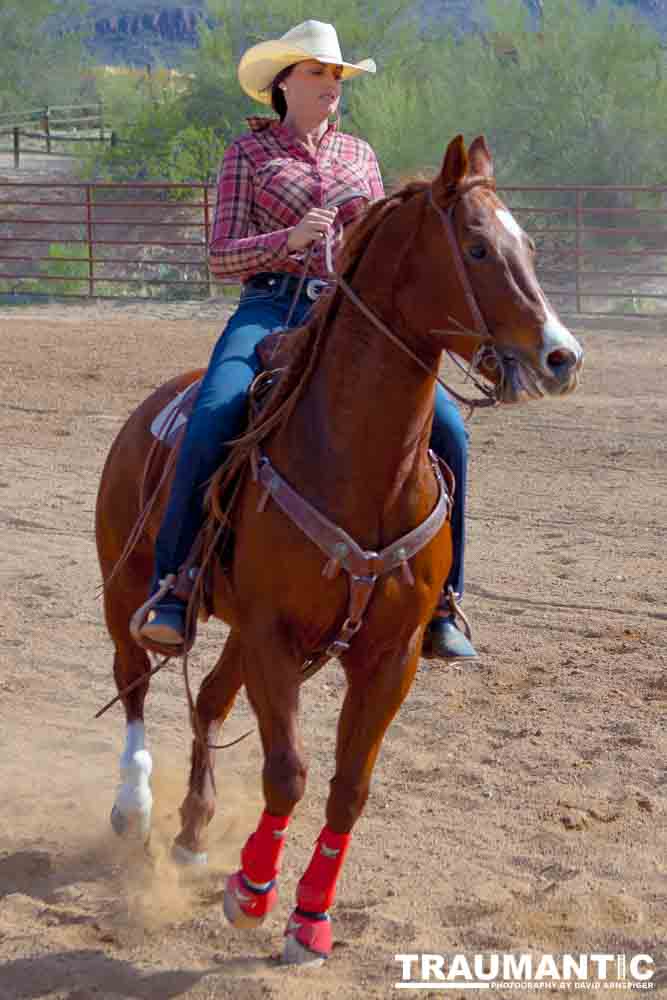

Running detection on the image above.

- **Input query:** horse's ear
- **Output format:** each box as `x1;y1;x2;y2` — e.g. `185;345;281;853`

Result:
468;135;494;179
433;134;468;201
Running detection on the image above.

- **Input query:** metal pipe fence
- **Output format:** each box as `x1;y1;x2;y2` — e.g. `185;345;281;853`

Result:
501;184;667;317
0;181;216;300
0;179;666;315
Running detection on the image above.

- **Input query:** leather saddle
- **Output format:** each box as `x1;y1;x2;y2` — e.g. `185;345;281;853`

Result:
150;327;309;449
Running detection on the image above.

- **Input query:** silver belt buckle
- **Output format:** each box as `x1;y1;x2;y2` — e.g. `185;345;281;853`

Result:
306;278;328;301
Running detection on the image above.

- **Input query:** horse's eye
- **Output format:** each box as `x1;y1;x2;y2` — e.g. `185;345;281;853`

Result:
468;244;487;260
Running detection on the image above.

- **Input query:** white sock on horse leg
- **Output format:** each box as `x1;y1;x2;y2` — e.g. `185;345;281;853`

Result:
116;721;153;821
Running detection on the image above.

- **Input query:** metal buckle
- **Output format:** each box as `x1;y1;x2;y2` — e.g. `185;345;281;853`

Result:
306;278;328;301
244;275;277;294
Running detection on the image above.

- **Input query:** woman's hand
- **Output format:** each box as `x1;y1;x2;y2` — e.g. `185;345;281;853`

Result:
287;208;338;252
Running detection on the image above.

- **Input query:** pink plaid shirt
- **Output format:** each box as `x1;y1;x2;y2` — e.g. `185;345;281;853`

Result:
208;116;385;282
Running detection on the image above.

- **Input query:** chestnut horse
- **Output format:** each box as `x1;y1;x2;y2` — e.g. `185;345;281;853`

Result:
96;136;583;964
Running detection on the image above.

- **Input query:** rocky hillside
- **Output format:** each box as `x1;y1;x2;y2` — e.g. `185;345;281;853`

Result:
56;0;667;68
60;0;211;67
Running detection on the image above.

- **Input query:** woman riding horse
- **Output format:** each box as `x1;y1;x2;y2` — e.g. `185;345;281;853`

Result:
137;19;476;660
98;92;583;969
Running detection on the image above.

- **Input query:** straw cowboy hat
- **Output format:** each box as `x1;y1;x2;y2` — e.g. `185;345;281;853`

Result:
238;20;376;105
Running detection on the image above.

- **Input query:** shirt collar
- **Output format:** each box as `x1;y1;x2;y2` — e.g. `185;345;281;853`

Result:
246;116;339;138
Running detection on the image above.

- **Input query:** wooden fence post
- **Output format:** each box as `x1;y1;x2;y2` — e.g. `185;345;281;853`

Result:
13;127;20;168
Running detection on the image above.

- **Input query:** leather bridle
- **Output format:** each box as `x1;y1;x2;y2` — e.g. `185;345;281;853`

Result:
317;180;501;410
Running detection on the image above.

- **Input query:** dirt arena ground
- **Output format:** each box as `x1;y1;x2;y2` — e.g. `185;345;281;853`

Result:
0;300;665;999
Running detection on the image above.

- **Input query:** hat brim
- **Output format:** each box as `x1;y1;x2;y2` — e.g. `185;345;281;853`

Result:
238;41;376;105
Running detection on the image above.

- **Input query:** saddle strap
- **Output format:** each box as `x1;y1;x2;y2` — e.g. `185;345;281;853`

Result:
252;447;452;677
301;572;376;682
252;449;451;581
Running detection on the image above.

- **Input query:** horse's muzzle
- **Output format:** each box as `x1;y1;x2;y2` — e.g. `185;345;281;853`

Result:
538;313;584;388
544;346;580;380
498;349;582;403
542;349;583;398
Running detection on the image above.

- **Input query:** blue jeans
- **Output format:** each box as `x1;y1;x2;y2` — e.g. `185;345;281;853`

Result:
155;279;468;599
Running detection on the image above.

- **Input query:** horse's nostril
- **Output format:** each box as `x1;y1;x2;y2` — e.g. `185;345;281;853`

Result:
547;348;576;373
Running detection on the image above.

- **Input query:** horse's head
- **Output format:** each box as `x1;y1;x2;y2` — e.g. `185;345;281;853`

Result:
392;135;583;403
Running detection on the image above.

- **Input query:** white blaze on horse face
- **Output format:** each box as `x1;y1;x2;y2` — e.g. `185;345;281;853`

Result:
496;208;524;243
495;208;582;377
540;307;583;377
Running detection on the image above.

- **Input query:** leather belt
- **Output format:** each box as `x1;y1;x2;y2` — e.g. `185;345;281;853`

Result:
245;272;332;301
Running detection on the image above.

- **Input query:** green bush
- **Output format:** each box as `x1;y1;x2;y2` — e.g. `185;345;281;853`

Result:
81;87;226;192
44;241;89;294
166;124;227;185
0;242;90;299
20;241;89;296
0;0;89;114
348;0;667;187
83;0;419;182
81;90;188;181
83;0;667;191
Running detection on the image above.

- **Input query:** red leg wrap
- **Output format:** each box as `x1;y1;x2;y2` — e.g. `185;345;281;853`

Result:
296;826;351;913
241;810;290;885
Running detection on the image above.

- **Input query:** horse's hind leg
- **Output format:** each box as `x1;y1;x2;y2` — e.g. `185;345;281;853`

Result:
103;564;155;841
283;632;422;964
173;629;243;866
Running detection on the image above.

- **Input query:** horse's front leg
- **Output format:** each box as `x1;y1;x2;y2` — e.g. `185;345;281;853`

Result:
283;627;422;965
173;629;244;866
222;626;306;929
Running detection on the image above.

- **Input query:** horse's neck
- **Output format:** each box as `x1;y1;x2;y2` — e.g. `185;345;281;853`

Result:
271;300;440;544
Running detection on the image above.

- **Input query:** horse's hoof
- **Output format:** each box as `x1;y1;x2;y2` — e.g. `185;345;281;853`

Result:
110;804;127;837
171;842;208;867
223;870;277;929
282;910;331;965
110;804;151;840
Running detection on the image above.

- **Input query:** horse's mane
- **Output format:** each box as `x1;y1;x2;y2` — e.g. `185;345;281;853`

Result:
337;180;429;277
204;180;430;530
